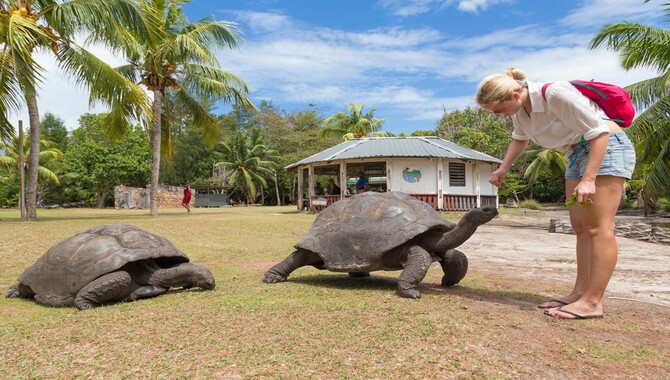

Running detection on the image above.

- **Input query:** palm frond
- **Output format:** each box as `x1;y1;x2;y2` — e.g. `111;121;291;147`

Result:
55;40;151;134
589;23;670;72
623;73;670;109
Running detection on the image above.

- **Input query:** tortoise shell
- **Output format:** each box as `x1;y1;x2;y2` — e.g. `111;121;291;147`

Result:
296;192;454;271
18;224;189;306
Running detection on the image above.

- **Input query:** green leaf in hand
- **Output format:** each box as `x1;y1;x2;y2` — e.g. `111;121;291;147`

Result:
565;193;593;207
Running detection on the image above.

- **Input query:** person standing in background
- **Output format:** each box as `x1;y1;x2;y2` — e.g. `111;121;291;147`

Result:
327;178;341;195
355;172;368;194
182;183;192;213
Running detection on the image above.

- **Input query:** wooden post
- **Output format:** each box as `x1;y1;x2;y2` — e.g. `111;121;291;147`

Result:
297;166;304;211
18;120;26;221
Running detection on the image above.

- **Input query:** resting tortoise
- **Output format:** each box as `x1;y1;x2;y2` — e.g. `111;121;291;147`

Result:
264;191;497;298
6;224;215;310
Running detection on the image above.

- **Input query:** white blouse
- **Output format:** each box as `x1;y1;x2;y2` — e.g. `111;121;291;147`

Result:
511;80;611;154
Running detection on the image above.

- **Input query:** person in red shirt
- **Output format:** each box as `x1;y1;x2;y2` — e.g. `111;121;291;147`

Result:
181;183;192;213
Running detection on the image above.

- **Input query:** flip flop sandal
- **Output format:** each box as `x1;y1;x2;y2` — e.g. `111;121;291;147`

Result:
544;307;603;320
537;299;568;309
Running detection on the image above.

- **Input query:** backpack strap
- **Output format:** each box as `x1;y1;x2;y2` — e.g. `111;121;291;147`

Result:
541;82;552;101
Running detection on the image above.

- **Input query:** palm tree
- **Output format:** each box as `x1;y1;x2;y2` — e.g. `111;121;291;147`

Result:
216;129;278;203
89;0;255;216
0;0;146;220
522;148;566;200
319;103;386;139
589;0;670;204
0;135;63;191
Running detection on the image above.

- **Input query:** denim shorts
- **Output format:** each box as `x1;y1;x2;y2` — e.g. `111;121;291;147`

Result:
565;132;636;180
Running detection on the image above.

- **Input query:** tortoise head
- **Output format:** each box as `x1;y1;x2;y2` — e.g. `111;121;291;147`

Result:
462;205;498;226
191;265;216;290
162;262;216;290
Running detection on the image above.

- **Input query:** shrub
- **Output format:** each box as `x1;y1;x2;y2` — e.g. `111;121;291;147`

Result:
658;197;670;212
519;199;542;210
619;198;636;209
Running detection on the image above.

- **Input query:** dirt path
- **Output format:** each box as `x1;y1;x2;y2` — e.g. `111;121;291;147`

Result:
461;209;670;306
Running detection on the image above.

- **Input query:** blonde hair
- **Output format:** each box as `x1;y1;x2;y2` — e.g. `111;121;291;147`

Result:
476;67;527;105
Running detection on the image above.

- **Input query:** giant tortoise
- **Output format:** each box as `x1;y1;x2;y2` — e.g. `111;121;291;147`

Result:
264;191;497;298
6;224;215;310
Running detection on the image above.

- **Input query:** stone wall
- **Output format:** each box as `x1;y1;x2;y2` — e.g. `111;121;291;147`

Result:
114;185;188;209
550;219;670;246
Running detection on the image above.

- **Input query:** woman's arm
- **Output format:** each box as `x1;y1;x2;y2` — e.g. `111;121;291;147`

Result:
489;138;529;187
573;131;609;203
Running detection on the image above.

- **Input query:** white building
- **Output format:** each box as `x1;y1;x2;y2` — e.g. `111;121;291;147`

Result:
286;136;503;211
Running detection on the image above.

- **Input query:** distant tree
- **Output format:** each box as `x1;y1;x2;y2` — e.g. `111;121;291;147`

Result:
589;0;670;210
159;124;223;186
0;134;63;206
91;0;255;216
521;148;566;200
437;106;512;159
40;113;69;152
216;129;278;203
65;114;151;208
319;103;385;139
410;129;436;136
0;0;145;220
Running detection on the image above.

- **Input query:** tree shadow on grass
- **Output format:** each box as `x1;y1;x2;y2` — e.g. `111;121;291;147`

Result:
288;273;545;310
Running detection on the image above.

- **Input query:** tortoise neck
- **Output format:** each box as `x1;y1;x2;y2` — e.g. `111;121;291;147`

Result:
434;218;477;251
150;263;196;288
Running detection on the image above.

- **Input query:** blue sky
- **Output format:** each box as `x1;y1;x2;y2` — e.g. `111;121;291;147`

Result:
12;0;665;135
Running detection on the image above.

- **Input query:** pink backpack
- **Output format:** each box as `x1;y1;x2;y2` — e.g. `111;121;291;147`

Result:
541;80;635;127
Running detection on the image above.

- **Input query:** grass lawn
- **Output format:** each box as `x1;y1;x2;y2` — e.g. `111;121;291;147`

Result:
0;206;668;379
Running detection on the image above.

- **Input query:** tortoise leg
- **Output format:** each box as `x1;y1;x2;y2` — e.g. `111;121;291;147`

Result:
6;283;35;299
124;285;168;301
439;249;468;287
74;271;132;310
398;246;432;299
264;249;323;283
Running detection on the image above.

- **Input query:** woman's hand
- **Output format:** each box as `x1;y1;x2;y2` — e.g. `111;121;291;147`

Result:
572;177;596;204
489;168;507;187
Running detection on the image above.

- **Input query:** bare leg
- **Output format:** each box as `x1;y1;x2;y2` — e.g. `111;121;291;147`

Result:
397;246;433;299
546;176;623;318
263;249;323;283
539;179;589;309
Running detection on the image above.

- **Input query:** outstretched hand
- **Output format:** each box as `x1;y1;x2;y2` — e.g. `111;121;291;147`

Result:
489;169;506;187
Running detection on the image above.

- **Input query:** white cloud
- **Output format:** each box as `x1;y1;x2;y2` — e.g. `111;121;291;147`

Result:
6;2;665;135
377;0;437;17
230;10;292;33
457;0;510;13
561;0;661;27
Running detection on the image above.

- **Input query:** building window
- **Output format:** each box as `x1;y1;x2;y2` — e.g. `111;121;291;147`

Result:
448;162;466;187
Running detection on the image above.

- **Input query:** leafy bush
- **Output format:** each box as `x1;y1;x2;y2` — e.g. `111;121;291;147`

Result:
658;197;670;212
519;199;542;210
619;197;636;209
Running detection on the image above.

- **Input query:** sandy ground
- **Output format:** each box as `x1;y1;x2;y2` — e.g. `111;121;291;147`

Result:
460;209;670;307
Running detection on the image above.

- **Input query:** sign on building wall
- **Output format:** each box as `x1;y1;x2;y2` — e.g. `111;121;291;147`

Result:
390;159;436;193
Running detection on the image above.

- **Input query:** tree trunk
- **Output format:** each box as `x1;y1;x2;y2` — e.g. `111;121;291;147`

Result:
25;95;41;221
274;171;281;206
149;91;163;217
97;178;106;208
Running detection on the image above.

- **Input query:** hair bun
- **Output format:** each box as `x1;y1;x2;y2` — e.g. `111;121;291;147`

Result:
506;67;527;81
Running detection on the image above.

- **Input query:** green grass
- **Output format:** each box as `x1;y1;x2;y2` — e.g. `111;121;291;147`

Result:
0;206;668;379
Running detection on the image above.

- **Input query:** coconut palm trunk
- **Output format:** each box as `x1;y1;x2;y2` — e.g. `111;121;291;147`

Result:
150;90;163;217
25;95;41;221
